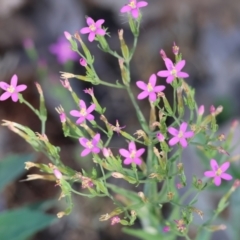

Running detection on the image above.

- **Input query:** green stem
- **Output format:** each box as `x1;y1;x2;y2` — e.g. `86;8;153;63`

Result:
126;86;149;133
19;94;39;116
98;79;125;89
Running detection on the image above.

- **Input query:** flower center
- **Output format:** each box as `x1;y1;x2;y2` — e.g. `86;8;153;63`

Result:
170;68;177;77
89;24;96;31
147;83;153;92
128;1;136;9
7;85;15;93
130;150;136;159
216;168;222;176
178;131;183;138
80;108;87;116
86;141;93;149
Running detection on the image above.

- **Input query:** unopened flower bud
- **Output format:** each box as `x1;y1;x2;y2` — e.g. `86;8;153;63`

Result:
64;31;72;40
198;105;205;116
79;58;87;67
160;49;167;60
172;42;179;55
112;172;124;178
53;168;63;179
57;211;66;218
111;216;120;225
167;192;174;201
25;162;38;170
163;226;170;232
60;79;72;92
55;106;67;123
156;132;165;142
210;105;216;115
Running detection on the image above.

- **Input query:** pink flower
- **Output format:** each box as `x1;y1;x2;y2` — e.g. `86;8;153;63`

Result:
80;58;87;67
204;159;232;186
157;58;189;84
79;133;101;157
120;0;148;19
0;74;27;102
198;105;205;116
163;226;170;232
168;122;194;148
80;17;105;42
119;141;145;165
111;216;120;225
136;74;165;102
53;168;63;179
70;100;95;124
83;88;94;96
49;36;78;64
156;132;165;142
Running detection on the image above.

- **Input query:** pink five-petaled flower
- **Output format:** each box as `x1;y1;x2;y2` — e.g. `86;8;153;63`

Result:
79;133;101;157
119;141;145;165
136;74;165;102
120;0;148;19
157;58;189;84
168;122;194;148
80;17;105;42
70;100;95;124
204;159;232;186
49;36;78;64
0;74;27;102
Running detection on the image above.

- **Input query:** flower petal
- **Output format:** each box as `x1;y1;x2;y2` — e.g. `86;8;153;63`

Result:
76;117;85;124
70;110;81;117
164;58;174;71
166;75;174;84
137;1;148;8
0;92;11;101
92;147;100;154
86;114;94;121
131;9;139;18
184;131;194;138
169;137;179;146
123;158;132;165
0;82;9;90
134;158;142;165
136;81;147;90
129;141;136;151
10;74;18;87
180;122;188;132
149;74;156;87
96;28;105;36
179;138;188;148
87;104;95;113
210;159;219;171
157;70;170;78
214;176;221;186
79;100;86;109
95;19;105;27
137;91;149;100
136;148;145;157
119;149;130;158
80;27;91;34
204;170;215;178
79;137;89;147
11;93;19;102
221;173;233;181
168;127;178;136
149;92;156;102
120;5;131;13
93;133;100;143
88;32;96;42
81;148;91;157
177;72;189;78
154;85;165;92
175;60;185;71
220;161;230;172
15;84;27;92
86;17;94;26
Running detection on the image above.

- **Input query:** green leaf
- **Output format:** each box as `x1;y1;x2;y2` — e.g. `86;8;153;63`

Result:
0;154;36;192
123;228;164;240
0;207;56;240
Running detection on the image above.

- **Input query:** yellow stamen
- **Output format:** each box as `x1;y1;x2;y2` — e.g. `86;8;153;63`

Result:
147;83;153;92
128;1;136;8
89;24;96;31
216;168;222;176
80;108;87;116
7;85;15;93
86;141;93;149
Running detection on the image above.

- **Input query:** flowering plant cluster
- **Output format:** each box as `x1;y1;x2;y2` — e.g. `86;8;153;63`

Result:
1;1;239;239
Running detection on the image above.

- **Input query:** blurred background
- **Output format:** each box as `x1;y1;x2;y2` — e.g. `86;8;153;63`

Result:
0;0;240;239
